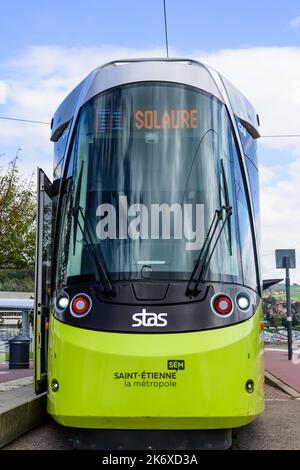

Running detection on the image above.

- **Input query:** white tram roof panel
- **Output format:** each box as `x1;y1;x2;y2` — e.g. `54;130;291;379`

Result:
51;58;260;141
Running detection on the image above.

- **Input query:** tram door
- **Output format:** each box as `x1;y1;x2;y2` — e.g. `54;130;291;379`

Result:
34;169;53;394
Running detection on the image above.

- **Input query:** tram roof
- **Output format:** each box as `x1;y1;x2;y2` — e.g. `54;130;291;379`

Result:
50;58;260;142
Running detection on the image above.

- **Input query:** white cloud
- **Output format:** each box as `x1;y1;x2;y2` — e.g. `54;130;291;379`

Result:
193;47;300;283
1;44;300;282
290;16;300;30
0;80;5;104
0;45;168;175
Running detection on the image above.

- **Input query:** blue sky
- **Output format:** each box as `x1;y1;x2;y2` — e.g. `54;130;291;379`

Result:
1;1;300;281
1;0;300;58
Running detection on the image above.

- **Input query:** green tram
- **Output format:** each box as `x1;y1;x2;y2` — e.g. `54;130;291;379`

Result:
34;58;265;450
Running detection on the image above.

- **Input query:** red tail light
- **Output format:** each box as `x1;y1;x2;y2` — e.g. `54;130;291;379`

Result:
212;295;233;316
70;294;92;318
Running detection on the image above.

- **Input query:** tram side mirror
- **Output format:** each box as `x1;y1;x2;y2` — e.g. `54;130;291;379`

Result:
262;279;283;291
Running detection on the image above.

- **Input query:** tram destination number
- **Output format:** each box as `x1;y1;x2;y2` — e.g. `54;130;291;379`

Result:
102;453;198;466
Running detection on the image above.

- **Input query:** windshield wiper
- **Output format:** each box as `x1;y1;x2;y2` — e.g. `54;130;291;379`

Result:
185;158;233;297
72;163;115;297
185;205;232;297
72;206;115;296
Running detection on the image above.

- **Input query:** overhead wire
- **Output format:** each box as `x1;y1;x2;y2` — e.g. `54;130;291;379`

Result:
163;0;169;58
0;116;50;125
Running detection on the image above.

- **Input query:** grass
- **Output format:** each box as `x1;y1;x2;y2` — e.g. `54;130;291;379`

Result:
0;268;34;292
266;284;300;302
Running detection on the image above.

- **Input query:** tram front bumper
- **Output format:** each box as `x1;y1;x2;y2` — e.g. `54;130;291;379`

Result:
47;312;264;429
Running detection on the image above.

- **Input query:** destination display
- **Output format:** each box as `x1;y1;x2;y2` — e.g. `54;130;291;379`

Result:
134;109;198;129
96;108;198;132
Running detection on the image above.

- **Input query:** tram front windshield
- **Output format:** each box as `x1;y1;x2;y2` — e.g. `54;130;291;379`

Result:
58;82;244;284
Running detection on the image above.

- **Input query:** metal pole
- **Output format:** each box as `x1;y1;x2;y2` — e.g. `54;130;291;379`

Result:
284;257;293;360
21;309;30;338
163;0;169;58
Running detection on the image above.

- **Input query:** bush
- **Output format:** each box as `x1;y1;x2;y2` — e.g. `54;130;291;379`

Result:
0;268;34;292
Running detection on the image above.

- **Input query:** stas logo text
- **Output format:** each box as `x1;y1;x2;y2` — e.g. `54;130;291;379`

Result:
132;308;168;328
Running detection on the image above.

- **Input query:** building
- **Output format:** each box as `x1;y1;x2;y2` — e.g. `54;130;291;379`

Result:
0;291;34;339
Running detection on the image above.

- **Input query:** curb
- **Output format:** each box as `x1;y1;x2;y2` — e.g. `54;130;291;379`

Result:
265;371;300;399
0;392;47;448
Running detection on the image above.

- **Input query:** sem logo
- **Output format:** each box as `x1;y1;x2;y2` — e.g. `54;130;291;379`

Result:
168;360;185;370
132;308;168;328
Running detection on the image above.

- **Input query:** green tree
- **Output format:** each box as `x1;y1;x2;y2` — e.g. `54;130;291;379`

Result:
270;316;282;328
0;156;36;268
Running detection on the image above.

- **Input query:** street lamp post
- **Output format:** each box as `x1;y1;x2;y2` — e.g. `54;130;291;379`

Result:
284;256;293;360
275;249;296;360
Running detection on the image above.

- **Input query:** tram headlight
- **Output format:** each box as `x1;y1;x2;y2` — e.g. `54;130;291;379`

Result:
57;296;69;310
236;293;250;311
70;294;92;318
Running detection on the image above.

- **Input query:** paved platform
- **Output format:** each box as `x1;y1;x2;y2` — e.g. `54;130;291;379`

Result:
265;348;300;394
0;362;33;384
232;399;300;450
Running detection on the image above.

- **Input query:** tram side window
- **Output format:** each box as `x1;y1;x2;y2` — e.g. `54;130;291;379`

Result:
55;135;74;288
56;187;72;287
234;151;258;291
236;118;257;167
245;156;260;248
208;126;241;283
55;113;89;288
54;124;78;288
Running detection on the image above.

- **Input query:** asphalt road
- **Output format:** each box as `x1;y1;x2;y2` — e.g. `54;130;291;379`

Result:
3;384;300;450
232;400;300;450
0;362;33;383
